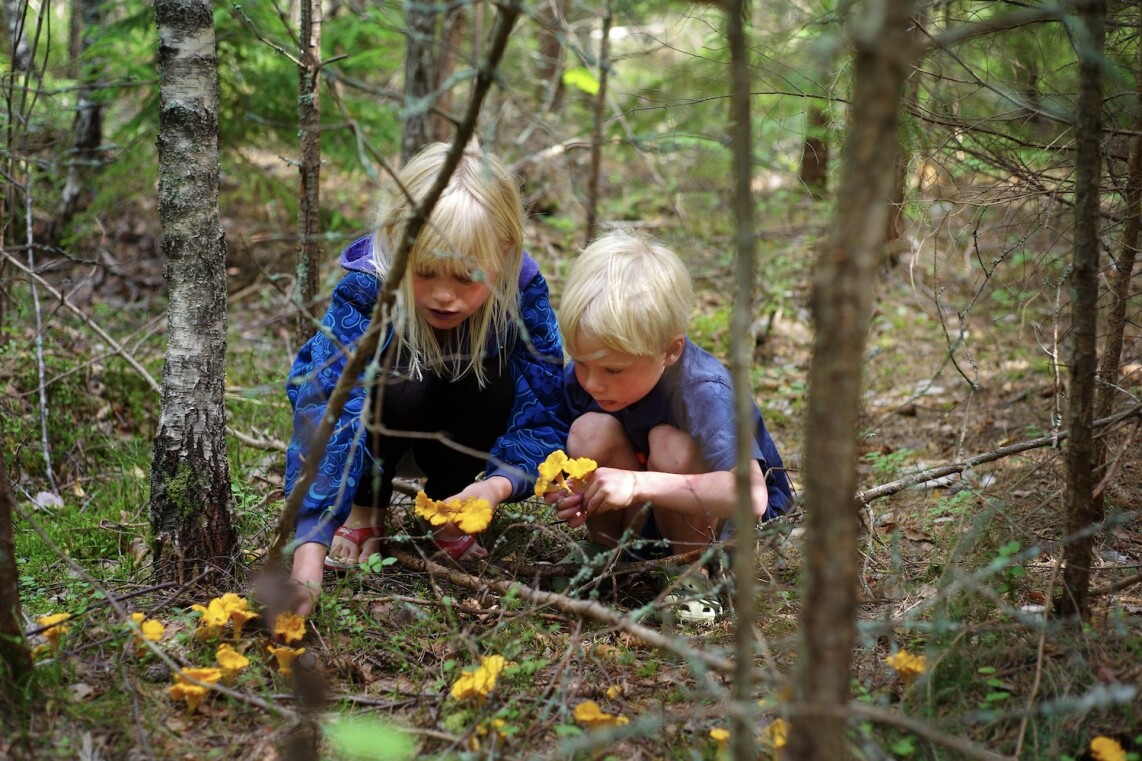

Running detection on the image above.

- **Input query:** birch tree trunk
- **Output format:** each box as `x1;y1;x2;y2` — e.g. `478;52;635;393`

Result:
789;1;916;757
150;0;237;584
1056;0;1107;621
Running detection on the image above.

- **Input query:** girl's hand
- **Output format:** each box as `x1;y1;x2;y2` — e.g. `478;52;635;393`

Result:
287;542;326;616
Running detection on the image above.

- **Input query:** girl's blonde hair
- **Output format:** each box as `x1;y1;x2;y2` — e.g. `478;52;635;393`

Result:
372;142;525;384
559;230;694;358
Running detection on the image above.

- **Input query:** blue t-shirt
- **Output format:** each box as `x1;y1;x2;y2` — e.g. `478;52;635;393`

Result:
563;337;792;520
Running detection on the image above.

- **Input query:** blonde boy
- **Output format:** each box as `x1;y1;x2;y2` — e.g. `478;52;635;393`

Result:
552;231;792;574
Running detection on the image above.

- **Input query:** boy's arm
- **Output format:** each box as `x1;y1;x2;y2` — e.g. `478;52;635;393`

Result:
557;461;768;527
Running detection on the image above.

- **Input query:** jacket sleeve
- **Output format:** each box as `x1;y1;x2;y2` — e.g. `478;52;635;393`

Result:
284;271;383;547
484;269;569;501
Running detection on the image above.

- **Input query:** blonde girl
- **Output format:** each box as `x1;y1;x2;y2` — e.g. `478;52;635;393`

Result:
285;143;566;614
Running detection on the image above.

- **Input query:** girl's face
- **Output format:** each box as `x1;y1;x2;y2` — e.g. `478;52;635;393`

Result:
411;264;496;331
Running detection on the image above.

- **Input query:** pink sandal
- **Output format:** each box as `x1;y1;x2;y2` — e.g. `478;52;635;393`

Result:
324;524;385;571
431;532;480;561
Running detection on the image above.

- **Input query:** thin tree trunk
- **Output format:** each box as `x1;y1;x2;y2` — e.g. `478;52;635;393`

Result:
402;0;437;163
585;2;611;245
150;0;237;585
434;3;465;142
726;2;758;759
55;0;106;244
799;102;829;199
0;445;32;710
884;7;927;254
1056;0;1107;621
2;0;31;72
789;2;916;758
536;0;567;112
1092;12;1142;502
295;0;322;350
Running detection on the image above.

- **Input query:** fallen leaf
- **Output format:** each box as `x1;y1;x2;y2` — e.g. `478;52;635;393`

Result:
902;527;933;542
70;682;96;701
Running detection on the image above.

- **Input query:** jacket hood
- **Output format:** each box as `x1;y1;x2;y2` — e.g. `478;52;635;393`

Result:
340;234;376;274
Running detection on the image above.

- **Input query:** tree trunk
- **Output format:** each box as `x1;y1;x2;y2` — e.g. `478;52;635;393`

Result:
536;0;567;112
2;0;31;72
789;2;916;759
1093;15;1142;482
434;3;466;142
295;0;322;350
0;445;32;709
799;102;828;199
585;2;611;245
1056;0;1107;621
150;0;237;585
402;0;438;163
727;2;759;759
55;0;106;244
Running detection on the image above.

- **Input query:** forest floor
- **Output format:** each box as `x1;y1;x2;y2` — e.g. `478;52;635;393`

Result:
5;176;1142;761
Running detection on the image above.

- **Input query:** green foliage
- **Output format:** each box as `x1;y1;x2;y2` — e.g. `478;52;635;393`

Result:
323;715;416;761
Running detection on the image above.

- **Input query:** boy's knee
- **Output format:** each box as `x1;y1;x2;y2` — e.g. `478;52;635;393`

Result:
646;424;704;474
568;412;627;458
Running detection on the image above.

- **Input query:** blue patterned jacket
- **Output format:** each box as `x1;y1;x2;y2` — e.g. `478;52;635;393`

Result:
285;235;567;546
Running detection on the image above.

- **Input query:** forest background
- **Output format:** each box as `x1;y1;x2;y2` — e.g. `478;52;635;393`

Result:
1;0;1140;759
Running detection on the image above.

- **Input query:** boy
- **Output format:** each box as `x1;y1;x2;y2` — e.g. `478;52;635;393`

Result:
550;231;792;619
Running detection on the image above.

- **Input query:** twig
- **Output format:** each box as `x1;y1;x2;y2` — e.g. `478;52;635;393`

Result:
24;177;59;494
857;403;1142;503
388;548;735;676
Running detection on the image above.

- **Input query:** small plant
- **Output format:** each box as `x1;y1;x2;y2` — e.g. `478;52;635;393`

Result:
864;447;915;482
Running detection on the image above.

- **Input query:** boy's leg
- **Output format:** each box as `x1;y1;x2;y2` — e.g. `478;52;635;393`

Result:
646;424;719;556
567;412;649;547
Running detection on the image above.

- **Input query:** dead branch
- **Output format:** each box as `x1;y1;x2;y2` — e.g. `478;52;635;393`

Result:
1090;571;1142;597
857;403;1142;504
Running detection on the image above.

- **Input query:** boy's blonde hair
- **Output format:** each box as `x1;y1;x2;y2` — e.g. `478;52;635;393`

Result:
560;230;694;358
372;142;525;384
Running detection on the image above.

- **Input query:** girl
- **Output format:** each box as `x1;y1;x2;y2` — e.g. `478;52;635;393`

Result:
284;142;567;614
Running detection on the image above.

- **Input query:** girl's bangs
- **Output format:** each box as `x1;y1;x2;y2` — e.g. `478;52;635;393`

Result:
413;218;502;283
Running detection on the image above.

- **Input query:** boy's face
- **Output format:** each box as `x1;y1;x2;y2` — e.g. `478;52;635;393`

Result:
571;332;685;412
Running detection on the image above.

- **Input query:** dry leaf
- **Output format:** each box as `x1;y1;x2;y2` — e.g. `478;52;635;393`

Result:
70;682;96;701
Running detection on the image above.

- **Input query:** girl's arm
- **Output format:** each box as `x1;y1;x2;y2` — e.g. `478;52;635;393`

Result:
285;271;384;547
484;268;569;502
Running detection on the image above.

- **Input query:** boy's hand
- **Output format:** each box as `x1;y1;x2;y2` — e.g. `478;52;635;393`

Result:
548;490;588;528
579;467;639;517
